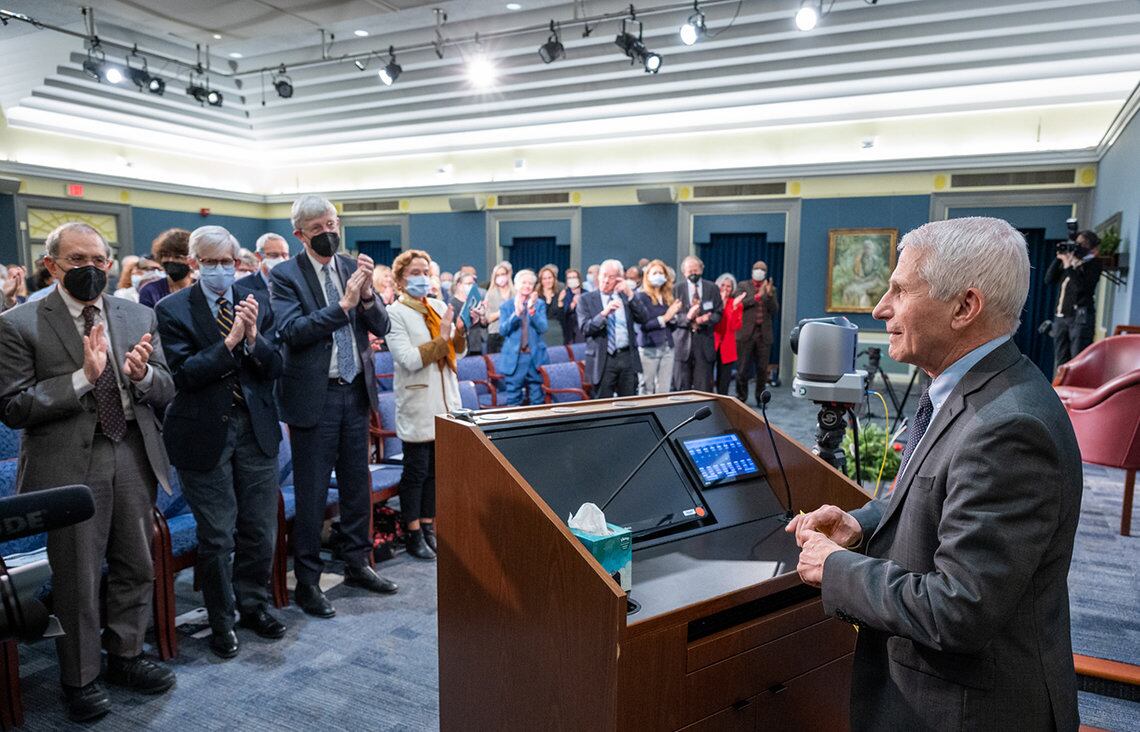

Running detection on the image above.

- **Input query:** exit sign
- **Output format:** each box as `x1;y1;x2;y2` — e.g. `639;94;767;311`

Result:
65;183;85;197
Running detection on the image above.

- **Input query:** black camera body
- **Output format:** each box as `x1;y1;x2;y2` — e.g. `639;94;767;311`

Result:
1056;217;1089;257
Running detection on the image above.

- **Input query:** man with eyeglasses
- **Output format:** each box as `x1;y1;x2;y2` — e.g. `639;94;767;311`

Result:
155;226;286;660
0;222;177;722
269;194;396;618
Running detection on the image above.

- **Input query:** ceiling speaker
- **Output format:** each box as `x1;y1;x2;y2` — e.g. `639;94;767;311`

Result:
448;196;486;211
636;186;676;204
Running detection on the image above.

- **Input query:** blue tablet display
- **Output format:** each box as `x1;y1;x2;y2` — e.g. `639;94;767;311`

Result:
680;433;762;487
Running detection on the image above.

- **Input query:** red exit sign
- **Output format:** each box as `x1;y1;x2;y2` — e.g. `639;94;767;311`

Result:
65;183;85;197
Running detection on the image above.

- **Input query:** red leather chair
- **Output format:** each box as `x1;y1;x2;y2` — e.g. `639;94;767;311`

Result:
1053;334;1140;402
1057;335;1140;536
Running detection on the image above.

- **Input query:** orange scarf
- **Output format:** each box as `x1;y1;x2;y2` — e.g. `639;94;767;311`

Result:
402;295;457;372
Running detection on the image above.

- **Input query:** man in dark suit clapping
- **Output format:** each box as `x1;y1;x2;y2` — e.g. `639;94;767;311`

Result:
270;195;397;618
734;260;779;404
578;259;652;398
671;255;722;392
155;226;286;659
787;218;1082;730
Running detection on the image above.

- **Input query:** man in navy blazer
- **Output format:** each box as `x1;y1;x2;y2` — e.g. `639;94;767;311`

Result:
672;255;722;392
577;259;652;398
245;232;291;293
270;195;396;618
155;226;286;658
497;269;547;405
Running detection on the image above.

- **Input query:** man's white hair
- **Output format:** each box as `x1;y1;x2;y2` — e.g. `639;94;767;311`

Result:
900;217;1029;335
44;222;111;259
600;258;624;274
513;268;537;287
255;233;287;252
291;195;336;231
189;226;240;259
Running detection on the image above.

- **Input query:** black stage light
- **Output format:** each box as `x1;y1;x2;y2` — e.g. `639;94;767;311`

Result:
273;65;293;98
378;46;401;86
680;2;706;46
146;76;165;95
539;20;564;63
206;89;223;106
614;13;662;74
186;83;223;106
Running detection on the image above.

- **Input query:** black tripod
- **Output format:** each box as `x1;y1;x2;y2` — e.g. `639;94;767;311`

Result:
812;402;852;474
859;347;917;431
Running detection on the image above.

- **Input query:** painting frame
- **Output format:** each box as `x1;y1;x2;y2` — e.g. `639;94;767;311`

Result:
826;228;898;313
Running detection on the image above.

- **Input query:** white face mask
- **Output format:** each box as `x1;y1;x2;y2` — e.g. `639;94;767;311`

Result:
495;275;509;287
235;271;252;280
625;279;638;292
753;269;767;281
263;256;285;271
130;273;144;290
566;277;580;289
648;273;667;287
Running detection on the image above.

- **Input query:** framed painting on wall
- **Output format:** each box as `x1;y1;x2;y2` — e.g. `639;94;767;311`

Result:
826;228;898;312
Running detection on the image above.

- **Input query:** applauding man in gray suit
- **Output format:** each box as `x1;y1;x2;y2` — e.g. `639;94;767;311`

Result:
0;223;177;722
788;218;1082;731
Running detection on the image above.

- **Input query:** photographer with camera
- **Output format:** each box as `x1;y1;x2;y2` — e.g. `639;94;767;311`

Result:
1046;225;1101;370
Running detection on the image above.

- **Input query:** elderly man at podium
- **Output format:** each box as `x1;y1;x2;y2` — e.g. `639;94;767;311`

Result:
787;217;1082;731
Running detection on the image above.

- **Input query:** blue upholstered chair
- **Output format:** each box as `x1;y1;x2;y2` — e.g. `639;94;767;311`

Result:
546;346;572;365
457;355;498;407
538;361;590;404
568;342;586;361
374;350;394;391
0;424;20;461
458;380;479;410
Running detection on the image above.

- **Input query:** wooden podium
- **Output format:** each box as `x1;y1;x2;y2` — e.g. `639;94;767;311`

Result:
436;392;870;731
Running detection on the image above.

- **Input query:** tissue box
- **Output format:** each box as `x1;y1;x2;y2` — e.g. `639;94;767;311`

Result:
570;523;632;592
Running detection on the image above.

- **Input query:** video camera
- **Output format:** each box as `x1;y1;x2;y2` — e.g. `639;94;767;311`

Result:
1056;218;1089;256
0;485;94;643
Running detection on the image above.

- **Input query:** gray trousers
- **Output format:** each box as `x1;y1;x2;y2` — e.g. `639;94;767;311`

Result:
177;408;278;633
639;345;675;394
47;423;156;687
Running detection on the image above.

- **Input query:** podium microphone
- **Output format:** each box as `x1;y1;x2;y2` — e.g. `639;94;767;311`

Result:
0;485;95;542
757;390;795;521
601;406;712;512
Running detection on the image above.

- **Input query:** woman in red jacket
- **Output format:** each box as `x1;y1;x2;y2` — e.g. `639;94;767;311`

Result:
714;273;746;396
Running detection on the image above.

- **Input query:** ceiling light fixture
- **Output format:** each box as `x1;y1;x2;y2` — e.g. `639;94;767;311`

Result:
186;82;222;106
466;34;497;88
212;33;222;40
229;52;242;59
124;46;161;94
615;8;662;74
538;20;564;63
506;3;522;10
679;1;706;46
272;64;293;98
378;46;401;86
795;1;820;31
146;76;166;95
354;56;369;71
354;29;369;37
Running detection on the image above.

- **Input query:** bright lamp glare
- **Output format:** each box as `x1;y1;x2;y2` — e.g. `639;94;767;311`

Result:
103;67;124;84
679;23;699;46
795;6;819;31
467;55;497;88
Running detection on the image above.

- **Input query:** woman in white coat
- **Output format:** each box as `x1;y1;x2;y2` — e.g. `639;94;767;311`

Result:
385;249;467;559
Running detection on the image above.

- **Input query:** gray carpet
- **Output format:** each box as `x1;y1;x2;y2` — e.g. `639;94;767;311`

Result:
14;387;1140;730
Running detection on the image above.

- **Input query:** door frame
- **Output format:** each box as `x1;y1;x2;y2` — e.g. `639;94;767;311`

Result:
340;213;409;256
14;195;134;266
486;207;582;278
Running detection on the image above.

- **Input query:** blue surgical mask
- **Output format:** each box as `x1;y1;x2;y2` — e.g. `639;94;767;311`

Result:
199;263;235;295
405;275;432;298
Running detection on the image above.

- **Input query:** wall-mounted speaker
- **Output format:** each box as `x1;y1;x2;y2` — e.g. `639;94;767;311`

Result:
636;186;676;204
449;195;486;211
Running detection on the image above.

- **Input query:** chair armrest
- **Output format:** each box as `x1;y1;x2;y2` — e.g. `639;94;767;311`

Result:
1054;346;1105;387
541;386;588;402
1065;369;1140;411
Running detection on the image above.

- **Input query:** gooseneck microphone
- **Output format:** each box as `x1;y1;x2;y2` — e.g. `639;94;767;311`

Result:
757;390;795;521
0;485;95;542
601;406;713;512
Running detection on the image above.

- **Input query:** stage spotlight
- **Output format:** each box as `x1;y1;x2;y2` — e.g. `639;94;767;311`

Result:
206;89;223;106
643;51;662;73
539;20;564;63
466;54;496;87
82;57;101;80
273;65;293;98
615;15;662;74
187;83;223;107
354;58;368;71
378;46;401;86
795;2;820;31
102;66;125;84
146;76;166;95
679;3;706;46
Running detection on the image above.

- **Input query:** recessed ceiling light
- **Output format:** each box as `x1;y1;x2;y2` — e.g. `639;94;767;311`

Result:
229;52;243;58
506;3;522;10
212;34;222;40
354;29;369;37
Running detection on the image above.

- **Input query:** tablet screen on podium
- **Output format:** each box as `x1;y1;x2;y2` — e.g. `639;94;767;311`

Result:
488;413;710;538
679;432;763;488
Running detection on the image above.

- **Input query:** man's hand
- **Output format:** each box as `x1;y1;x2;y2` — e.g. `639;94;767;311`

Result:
603;297;623;316
123;333;154;382
665;299;684;320
527;291;538;309
614;278;630;297
82;322;109;384
695;313;711;325
235;295;258;345
224;307;247;351
795;530;845;588
340;269;367;312
785;504;863;549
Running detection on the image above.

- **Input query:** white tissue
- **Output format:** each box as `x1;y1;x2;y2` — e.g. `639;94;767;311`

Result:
568;502;611;536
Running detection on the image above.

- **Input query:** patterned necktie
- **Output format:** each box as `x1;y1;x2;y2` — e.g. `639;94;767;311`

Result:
81;305;128;442
519;306;530;352
898;389;933;477
606;295;618;354
215;297;245;404
323;264;359;382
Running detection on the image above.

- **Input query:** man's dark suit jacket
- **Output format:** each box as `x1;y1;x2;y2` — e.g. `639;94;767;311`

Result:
155;281;283;471
735;280;779;343
269;253;389;427
671;279;722;364
822;340;1082;731
577;289;652;385
240;272;269;292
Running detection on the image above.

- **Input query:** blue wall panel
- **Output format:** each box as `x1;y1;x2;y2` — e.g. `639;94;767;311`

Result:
946;206;1073;241
131;207;268;255
693;213;786;243
344;224;402;252
499;219;571;246
1091;112;1140;327
0;194;17;264
580;204;676;269
408;212;485;274
799;195;931;332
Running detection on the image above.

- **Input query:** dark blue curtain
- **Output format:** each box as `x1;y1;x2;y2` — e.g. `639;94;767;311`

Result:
699;233;785;368
507;236;568;275
1014;228;1057;376
356;240;399;266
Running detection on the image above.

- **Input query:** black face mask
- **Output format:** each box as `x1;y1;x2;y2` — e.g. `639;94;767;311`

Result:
163;261;191;281
687;273;701;284
62;265;107;302
310;231;340;257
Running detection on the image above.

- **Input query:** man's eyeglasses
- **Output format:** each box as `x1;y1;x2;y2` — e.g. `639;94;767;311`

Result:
197;258;237;267
57;255;111;268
